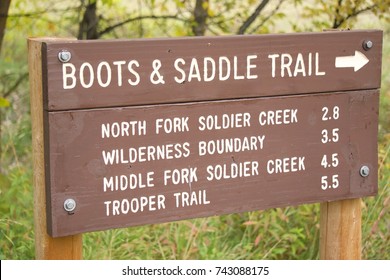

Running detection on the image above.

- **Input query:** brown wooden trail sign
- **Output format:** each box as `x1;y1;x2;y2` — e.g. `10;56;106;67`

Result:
47;90;378;237
44;30;381;111
29;30;382;259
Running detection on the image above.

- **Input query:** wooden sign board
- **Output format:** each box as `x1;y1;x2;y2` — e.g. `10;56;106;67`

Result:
41;30;382;237
43;30;382;111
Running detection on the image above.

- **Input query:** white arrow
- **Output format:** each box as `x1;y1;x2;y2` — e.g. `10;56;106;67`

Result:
335;51;369;72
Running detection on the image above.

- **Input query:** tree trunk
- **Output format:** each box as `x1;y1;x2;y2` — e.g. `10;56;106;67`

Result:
192;0;208;36
78;1;99;40
0;0;12;170
0;0;11;54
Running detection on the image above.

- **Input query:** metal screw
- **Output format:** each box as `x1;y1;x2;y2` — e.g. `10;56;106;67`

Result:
58;51;71;63
363;40;373;51
64;198;76;212
359;166;370;177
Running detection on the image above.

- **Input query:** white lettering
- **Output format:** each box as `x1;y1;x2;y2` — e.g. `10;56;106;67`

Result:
127;60;140;85
233;56;245;80
97;61;112;87
102;143;191;165
155;117;189;134
103;172;155;192
315;52;326;76
206;161;259;181
104;195;166;216
62;63;76;89
267;156;306;174
247;55;258;79
258;109;298;126
294;53;305;77
199;135;265;156
204;57;216;82
164;167;198;186
174;58;186;83
79;62;94;88
219;56;230;81
198;113;251;131
62;60;141;89
174;190;210;208
113;60;126;86
188;58;201;82
268;54;279;78
101;121;146;138
173;55;259;83
268;52;326;78
281;54;293;77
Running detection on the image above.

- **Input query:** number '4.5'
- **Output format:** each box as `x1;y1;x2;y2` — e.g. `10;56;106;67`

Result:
321;153;339;168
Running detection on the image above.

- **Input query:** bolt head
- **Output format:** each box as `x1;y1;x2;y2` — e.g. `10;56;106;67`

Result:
58;51;71;63
359;166;370;177
64;198;76;212
363;40;373;51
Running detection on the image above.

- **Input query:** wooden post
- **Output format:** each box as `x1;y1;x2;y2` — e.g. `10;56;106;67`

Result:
28;38;83;260
320;198;361;259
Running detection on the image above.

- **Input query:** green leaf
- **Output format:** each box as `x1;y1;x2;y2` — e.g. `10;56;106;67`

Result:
0;173;11;189
0;97;11;108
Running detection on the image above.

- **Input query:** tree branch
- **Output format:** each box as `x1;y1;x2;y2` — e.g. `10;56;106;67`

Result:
98;15;185;37
332;3;377;28
3;72;28;98
248;0;285;34
332;0;344;28
237;0;270;35
1;7;80;18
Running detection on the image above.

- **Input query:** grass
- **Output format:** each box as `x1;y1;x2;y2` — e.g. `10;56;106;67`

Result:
362;141;390;259
81;205;319;259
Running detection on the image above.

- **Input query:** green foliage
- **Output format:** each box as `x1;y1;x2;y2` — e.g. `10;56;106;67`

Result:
0;97;10;108
0;166;34;259
299;0;390;31
362;140;390;259
0;0;389;260
82;205;319;260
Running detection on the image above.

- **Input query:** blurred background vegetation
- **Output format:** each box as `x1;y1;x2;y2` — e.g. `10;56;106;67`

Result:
0;0;389;259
